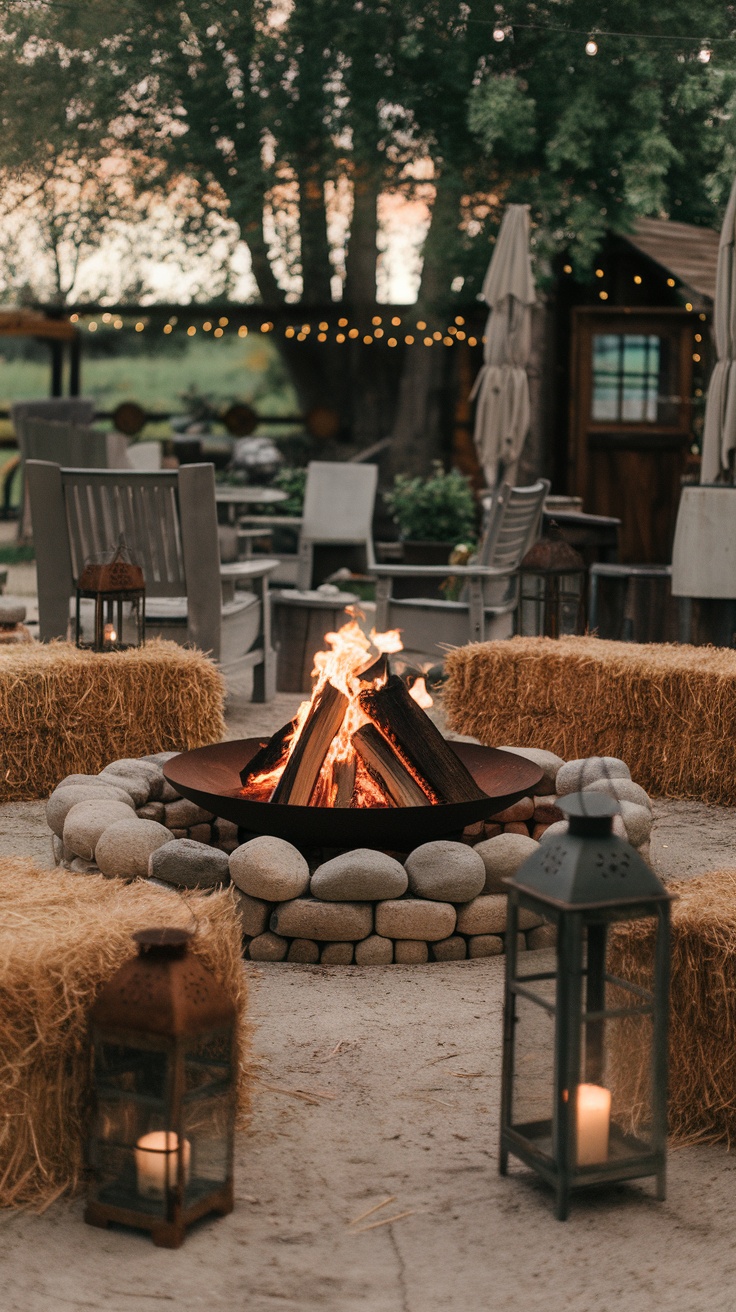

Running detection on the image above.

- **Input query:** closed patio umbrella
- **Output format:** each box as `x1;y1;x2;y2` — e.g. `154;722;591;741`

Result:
470;204;536;486
701;175;736;483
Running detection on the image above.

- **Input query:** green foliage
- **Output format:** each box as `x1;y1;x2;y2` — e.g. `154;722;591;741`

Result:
0;543;34;564
384;463;476;544
268;466;308;518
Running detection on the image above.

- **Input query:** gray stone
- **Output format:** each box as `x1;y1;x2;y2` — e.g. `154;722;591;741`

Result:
539;814;628;842
137;802;165;823
62;799;138;861
232;890;271;938
375;898;456;942
98;773;150;807
169;828;187;840
215;818;239;845
310;849;407;901
468;935;504;958
456;894;508;936
287;939;320;963
70;857;100;874
189;823;213;845
164;798;214;828
47;783;134;838
495;746;566;794
394;940;428;964
487;796;535;824
148;839;229;890
248;932;288;962
556;756;631;795
405;841;485;903
56;773;125;791
95;818;174;880
101;758;165;800
0;601;26;624
51;834;63;866
431;935;467;961
142;751;181;766
619;800;653;847
271;898;373;942
230;836;310;902
527;923;558;950
321;942;354;965
355;935;393;965
473;833;539;894
161;781;181;802
583;777;652;810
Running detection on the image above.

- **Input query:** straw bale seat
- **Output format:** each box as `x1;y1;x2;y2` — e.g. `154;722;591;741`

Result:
444;635;736;805
0;861;250;1210
609;870;736;1146
0;639;225;801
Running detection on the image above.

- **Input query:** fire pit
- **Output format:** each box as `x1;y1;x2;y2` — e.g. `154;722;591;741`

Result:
164;737;541;851
164;614;542;851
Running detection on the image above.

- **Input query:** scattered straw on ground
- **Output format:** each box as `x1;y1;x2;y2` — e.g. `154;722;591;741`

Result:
444;635;736;804
0;860;250;1210
609;870;736;1146
0;639;225;801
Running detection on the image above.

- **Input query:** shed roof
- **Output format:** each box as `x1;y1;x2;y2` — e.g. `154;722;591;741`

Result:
624;216;719;302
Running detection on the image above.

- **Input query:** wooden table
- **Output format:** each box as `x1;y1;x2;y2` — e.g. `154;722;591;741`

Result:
215;485;287;524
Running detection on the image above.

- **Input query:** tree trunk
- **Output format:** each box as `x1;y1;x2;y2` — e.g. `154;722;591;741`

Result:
297;160;333;304
343;164;380;308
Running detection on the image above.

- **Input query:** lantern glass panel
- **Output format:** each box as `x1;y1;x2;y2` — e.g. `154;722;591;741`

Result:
181;1032;233;1202
91;1040;173;1217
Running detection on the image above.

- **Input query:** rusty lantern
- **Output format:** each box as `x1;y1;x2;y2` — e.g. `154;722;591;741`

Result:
518;527;586;638
85;928;237;1248
75;536;145;651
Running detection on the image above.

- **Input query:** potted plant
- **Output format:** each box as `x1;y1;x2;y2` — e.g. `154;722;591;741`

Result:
383;463;477;597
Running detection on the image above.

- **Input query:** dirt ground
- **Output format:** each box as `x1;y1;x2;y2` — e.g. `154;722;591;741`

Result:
3;689;736;1311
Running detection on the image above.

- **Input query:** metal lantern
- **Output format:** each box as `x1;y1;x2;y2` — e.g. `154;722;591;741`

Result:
518;529;586;637
75;537;145;651
499;793;672;1220
85;928;236;1248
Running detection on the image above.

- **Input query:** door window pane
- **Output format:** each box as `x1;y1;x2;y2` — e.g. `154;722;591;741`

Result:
592;334;674;423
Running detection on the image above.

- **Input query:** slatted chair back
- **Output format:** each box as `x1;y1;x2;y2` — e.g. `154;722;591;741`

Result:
22;418;129;472
297;460;379;588
478;478;550;570
12;399;96;540
27;461;222;655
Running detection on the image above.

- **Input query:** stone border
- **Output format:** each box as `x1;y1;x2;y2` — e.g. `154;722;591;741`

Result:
46;749;653;965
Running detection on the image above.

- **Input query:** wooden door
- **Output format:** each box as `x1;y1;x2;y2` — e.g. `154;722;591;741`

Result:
570;308;694;562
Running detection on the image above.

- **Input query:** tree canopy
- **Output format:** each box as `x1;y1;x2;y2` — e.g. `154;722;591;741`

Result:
2;0;735;308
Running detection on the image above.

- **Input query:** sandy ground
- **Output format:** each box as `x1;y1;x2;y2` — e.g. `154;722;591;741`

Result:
3;692;736;1311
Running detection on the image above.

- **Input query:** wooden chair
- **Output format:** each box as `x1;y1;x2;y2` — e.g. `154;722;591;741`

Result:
12;400;96;540
373;478;550;656
26;460;279;700
238;460;379;588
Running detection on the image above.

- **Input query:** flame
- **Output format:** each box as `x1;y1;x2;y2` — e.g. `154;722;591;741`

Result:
240;612;436;808
409;676;433;709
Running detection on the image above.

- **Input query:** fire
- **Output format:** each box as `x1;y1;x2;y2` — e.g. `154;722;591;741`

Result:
241;612;432;807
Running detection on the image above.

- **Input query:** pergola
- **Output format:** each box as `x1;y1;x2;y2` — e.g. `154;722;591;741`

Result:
0;309;81;396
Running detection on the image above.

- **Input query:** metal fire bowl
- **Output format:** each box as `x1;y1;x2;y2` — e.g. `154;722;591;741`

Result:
164;738;543;852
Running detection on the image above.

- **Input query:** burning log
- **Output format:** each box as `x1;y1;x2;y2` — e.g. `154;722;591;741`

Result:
352;724;432;808
358;675;486;806
272;681;349;806
334;756;357;808
239;721;294;788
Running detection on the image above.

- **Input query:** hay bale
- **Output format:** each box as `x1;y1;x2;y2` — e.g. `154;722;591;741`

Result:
0;640;225;801
444;636;736;804
0;860;250;1210
608;870;736;1146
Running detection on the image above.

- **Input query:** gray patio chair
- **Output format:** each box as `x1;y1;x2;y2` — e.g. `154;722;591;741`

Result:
26;460;279;700
237;460;379;588
373;478;550;655
12;399;96;540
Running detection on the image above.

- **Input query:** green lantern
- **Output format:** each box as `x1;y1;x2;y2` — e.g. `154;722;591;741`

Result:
499;793;672;1220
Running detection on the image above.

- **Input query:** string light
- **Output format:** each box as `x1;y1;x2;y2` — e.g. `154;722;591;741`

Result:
317;332;327;341
685;302;693;311
348;328;359;339
374;327;384;338
336;332;346;343
695;334;702;343
371;315;382;325
454;316;465;325
595;268;604;278
423;336;433;346
563;264;572;274
285;326;295;338
405;334;415;345
203;321;212;331
88;321;97;332
163;324;172;334
693;353;701;362
319;321;329;331
432;330;442;341
69;313;79;322
391;316;402;326
238;325;248;337
599;290;608;300
468;336;478;346
135;321;144;332
214;327;223;337
363;334;373;345
492;26;505;42
338;317;348;327
585;38;598;56
102;313;111;323
187;326;196;336
443;336;453;346
417;320;427;330
667;277;676;287
699;313;707;321
113;319;123;329
219;316;228;327
388;337;398;347
698;45;711;63
634;275;642;284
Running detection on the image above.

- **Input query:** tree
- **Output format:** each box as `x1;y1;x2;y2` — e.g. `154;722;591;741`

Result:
1;1;735;467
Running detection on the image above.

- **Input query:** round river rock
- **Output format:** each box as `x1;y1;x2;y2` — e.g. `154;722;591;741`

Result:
230;836;310;902
310;849;407;901
375;898;456;941
473;832;539;894
47;784;134;838
405;840;485;902
583;777;652;810
96;818;174;879
148;839;229;890
355;935;393;965
494;746;565;794
62;799;138;861
556;756;631;795
271;898;373;941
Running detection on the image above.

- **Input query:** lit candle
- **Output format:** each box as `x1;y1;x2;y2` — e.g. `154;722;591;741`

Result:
575;1084;611;1165
103;622;117;644
135;1131;191;1199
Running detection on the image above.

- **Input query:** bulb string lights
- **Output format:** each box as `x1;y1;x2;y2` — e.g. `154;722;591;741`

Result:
66;311;483;348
